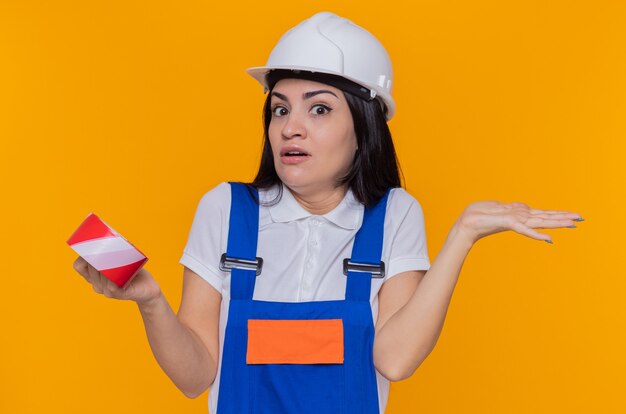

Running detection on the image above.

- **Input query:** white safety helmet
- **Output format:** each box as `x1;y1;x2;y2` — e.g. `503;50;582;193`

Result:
247;12;396;120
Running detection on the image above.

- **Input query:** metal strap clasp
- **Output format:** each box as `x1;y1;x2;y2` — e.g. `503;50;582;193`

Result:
342;258;385;278
219;253;264;276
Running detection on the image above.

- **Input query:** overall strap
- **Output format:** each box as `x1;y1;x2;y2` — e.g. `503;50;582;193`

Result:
345;188;392;302
225;182;260;300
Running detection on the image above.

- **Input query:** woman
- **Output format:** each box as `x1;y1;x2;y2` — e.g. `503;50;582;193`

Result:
72;12;583;413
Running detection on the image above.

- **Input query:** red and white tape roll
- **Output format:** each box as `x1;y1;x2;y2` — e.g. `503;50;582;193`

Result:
67;213;148;288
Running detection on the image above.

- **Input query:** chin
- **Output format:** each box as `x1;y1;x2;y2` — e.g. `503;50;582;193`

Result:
276;169;337;194
280;177;309;191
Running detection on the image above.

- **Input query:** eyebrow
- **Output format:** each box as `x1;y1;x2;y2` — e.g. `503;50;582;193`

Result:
270;90;339;102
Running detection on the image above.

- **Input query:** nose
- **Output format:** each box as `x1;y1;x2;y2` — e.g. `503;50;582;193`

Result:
281;112;306;140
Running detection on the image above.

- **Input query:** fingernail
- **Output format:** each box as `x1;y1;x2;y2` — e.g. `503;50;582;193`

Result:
545;240;553;244
567;225;577;228
574;217;585;222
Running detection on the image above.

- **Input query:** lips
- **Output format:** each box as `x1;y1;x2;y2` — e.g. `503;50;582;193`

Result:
279;146;310;165
280;146;310;157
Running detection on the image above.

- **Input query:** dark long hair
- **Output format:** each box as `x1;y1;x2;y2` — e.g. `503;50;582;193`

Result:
248;74;404;208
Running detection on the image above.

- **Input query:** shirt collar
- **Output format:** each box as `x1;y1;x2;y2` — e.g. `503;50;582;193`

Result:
262;182;363;230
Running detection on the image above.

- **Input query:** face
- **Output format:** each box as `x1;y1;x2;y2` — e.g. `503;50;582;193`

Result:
268;78;357;195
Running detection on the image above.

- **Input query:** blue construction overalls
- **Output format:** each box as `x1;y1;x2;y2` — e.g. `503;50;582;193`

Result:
216;182;390;414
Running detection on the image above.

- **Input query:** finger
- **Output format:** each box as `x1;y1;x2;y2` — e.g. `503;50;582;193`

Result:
506;202;530;209
90;267;107;294
525;217;577;229
529;207;568;214
529;208;582;219
75;258;102;288
511;221;553;243
86;262;100;281
102;273;127;299
528;212;582;221
502;202;528;209
73;256;91;280
92;277;104;294
97;272;117;298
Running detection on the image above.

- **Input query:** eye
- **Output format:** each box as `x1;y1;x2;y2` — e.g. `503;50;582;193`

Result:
271;106;288;117
311;104;332;116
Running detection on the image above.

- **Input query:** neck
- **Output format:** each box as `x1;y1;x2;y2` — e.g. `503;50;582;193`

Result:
286;184;348;215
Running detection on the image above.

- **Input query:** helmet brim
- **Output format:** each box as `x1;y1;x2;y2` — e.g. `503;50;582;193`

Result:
246;65;396;121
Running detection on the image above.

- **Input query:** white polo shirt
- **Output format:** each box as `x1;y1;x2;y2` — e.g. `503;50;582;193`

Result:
179;181;431;414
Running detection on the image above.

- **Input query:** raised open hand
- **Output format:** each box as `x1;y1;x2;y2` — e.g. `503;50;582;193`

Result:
455;200;584;245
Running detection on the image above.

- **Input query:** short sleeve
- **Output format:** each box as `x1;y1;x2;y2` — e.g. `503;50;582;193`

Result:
179;182;231;293
383;188;431;281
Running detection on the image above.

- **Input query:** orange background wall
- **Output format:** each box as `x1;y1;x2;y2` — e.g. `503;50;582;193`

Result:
1;1;623;412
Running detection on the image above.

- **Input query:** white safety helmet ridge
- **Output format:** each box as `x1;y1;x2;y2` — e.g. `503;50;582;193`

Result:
246;11;396;120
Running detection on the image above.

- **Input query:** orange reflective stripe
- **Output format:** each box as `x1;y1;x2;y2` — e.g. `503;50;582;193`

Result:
247;319;344;364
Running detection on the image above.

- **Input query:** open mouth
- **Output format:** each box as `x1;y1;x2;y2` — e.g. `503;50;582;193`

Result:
280;148;311;164
280;147;310;157
282;152;309;157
